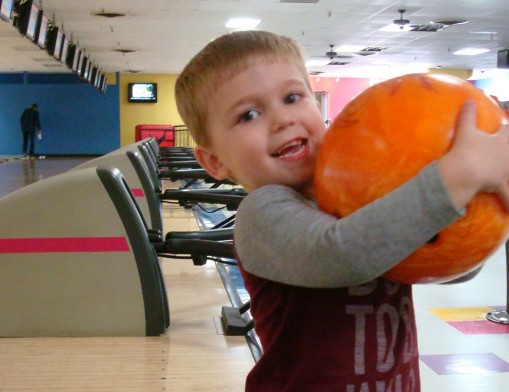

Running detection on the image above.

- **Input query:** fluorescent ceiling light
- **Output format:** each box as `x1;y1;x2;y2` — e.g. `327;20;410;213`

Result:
470;31;497;35
226;18;261;30
379;23;413;32
306;59;330;67
335;45;365;52
453;48;489;56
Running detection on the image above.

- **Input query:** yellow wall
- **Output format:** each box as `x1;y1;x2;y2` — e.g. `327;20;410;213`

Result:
104;72;118;86
119;74;183;146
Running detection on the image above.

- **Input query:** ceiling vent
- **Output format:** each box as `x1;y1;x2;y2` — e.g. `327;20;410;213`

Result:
328;61;350;66
407;18;468;32
281;0;319;3
409;24;445;32
114;49;136;54
357;47;387;56
360;47;386;52
92;11;127;18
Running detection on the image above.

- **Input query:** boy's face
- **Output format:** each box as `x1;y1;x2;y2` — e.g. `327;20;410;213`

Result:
195;57;326;196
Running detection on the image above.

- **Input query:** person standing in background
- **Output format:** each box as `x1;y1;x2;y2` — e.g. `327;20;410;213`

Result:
20;103;42;159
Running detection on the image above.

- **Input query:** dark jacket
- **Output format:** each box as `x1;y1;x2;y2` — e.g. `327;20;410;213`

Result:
20;107;41;134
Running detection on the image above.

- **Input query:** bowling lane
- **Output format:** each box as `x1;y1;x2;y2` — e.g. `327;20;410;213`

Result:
0;157;93;198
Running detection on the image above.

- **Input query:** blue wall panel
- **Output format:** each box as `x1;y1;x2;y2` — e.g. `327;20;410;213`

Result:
0;73;120;156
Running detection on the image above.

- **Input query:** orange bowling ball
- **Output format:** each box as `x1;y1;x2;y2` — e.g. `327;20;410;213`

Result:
314;73;509;284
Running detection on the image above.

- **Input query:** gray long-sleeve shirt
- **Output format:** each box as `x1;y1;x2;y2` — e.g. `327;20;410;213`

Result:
234;162;464;288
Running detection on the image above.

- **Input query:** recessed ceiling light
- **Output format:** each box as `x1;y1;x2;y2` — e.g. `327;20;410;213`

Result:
471;31;497;35
335;45;365;52
430;19;468;26
225;18;261;30
453;48;490;56
306;59;330;67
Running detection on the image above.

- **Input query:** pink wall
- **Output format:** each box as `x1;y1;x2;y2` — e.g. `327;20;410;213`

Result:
310;77;371;121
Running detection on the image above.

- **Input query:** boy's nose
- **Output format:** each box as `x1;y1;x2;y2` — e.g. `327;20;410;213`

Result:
270;107;295;133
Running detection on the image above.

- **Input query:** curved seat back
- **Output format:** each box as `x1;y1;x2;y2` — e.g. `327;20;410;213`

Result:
73;150;162;233
0;166;168;337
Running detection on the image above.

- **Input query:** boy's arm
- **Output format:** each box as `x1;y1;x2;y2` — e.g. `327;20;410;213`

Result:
235;161;462;288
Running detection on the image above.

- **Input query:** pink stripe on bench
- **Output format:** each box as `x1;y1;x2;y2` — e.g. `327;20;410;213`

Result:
0;237;130;253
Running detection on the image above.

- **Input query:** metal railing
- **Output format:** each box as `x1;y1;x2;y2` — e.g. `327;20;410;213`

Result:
173;125;196;148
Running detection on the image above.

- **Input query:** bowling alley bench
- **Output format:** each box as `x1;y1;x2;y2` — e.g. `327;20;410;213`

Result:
0;138;253;339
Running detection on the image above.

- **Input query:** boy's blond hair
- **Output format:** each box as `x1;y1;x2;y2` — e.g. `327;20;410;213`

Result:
175;30;311;146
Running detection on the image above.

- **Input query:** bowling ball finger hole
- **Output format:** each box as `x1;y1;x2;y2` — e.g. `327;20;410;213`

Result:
426;234;440;245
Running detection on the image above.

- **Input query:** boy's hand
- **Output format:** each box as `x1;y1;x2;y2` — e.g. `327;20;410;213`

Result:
438;100;509;211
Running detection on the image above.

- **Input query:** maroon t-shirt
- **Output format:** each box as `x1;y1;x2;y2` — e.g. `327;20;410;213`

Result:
238;262;420;392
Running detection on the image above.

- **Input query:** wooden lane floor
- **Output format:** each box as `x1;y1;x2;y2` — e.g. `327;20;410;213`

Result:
0;157;92;198
0;158;254;391
0;255;253;391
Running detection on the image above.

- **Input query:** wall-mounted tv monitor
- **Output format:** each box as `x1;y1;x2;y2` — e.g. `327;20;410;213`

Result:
81;57;91;80
96;71;104;89
128;83;157;103
100;75;108;93
78;54;90;79
0;0;14;21
12;0;39;41
45;24;63;59
60;35;69;64
92;70;100;88
87;62;94;82
90;66;98;86
97;73;105;91
34;11;48;48
65;43;80;71
78;54;87;77
52;29;63;59
16;0;40;42
73;49;82;72
497;49;509;69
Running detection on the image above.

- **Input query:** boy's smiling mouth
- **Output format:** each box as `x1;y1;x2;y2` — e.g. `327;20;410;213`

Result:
271;138;308;159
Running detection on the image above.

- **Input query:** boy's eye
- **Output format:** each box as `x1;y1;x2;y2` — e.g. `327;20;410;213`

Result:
284;93;301;104
239;109;259;123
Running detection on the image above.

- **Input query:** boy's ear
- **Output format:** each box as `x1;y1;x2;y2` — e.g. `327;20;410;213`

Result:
194;146;231;180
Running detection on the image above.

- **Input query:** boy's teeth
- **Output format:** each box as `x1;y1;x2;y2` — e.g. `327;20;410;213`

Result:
273;140;305;157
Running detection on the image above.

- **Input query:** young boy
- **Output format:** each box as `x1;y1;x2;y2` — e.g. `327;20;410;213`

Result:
175;31;509;391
